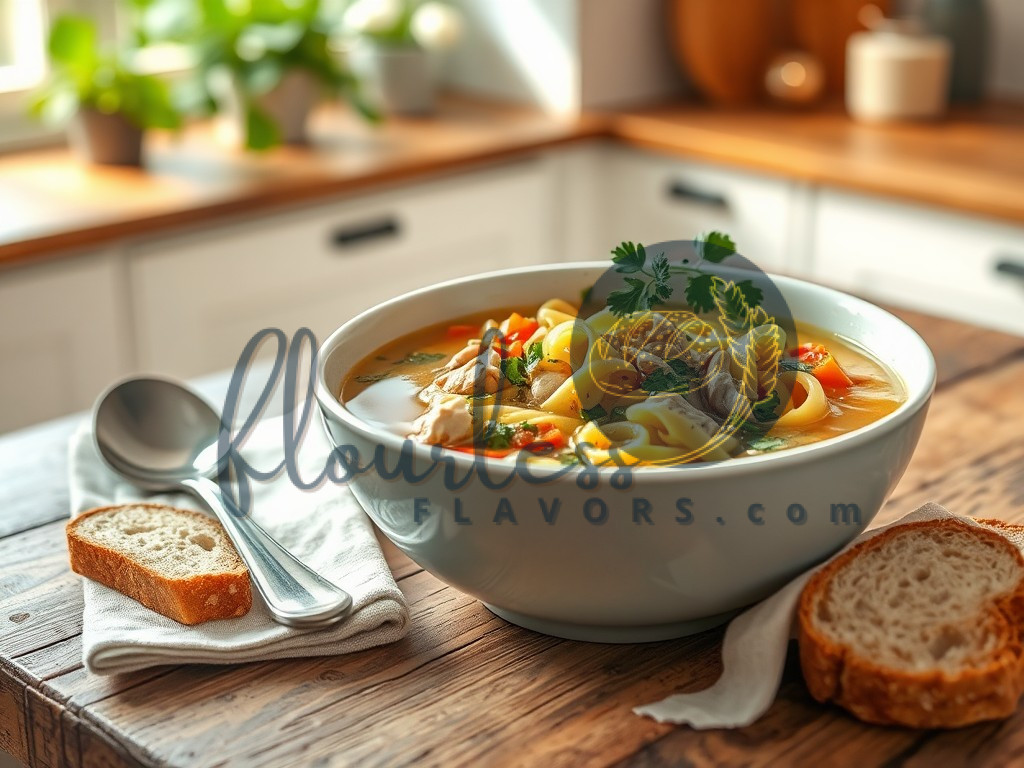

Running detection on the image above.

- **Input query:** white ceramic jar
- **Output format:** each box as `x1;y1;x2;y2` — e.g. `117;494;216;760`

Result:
846;21;951;122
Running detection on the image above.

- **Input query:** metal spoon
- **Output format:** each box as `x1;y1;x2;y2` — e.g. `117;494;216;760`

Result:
92;375;352;629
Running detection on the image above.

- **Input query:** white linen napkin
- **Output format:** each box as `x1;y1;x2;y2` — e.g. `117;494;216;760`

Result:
635;502;984;727
68;416;410;675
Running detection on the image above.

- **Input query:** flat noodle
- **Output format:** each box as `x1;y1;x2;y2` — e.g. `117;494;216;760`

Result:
626;396;737;463
775;371;829;428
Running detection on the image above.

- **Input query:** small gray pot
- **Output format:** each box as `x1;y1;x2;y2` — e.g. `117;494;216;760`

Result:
258;69;322;145
359;44;439;115
69;109;143;166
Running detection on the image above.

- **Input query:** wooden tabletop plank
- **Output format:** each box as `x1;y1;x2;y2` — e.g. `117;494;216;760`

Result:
0;308;1021;767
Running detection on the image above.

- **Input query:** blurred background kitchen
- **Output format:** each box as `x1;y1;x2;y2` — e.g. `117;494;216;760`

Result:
0;0;1022;436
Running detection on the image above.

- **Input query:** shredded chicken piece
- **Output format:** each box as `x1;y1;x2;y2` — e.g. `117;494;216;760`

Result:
700;350;751;420
660;393;733;443
531;370;568;403
411;396;473;445
434;344;501;395
620;345;671;376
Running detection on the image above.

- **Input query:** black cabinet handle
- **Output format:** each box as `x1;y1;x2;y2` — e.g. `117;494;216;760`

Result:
995;257;1024;281
331;218;400;249
666;181;728;209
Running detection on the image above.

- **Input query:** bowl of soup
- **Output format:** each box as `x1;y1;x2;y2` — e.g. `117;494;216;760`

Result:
315;257;934;642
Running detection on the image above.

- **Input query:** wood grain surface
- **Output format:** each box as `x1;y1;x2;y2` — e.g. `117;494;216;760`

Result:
4;99;1024;268
0;308;1022;767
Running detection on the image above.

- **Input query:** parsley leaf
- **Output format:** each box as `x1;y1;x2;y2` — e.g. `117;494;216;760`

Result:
697;231;737;263
526;341;544;367
557;453;581;466
394;351;446;366
501;357;529;385
735;279;763;309
641;359;700;394
355;372;389;383
748;435;787;452
607;277;651;316
581;404;607;422
780;359;813;373
520;421;539;434
608;406;629;422
751;390;781;422
611;241;646;273
485;423;516;449
684;273;716;313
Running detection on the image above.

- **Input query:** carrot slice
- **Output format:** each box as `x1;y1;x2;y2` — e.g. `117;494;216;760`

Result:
795;343;853;389
446;324;477;338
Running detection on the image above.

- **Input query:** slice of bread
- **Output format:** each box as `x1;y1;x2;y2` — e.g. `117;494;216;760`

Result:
67;503;252;625
798;518;1024;728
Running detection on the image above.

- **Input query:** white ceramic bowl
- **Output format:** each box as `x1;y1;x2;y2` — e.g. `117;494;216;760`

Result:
315;263;935;642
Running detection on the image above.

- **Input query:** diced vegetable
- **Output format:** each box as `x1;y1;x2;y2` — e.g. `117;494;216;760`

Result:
506;318;540;344
446;324;477;338
794;343;853;389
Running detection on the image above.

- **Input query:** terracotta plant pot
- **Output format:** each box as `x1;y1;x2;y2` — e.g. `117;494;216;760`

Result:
668;0;780;105
68;109;143;166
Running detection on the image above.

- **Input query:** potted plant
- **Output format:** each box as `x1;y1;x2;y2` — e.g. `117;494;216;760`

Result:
139;0;378;149
343;0;463;115
28;15;181;166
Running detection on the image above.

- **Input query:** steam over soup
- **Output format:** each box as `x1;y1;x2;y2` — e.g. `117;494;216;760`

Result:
341;298;906;466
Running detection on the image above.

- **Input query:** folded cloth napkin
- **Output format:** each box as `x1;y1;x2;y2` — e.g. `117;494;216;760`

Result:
68;417;410;675
635;502;980;727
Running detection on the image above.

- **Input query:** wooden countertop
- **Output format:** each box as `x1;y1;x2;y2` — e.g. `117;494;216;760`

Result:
609;102;1024;227
3;98;1024;268
0;97;604;267
1;308;1024;767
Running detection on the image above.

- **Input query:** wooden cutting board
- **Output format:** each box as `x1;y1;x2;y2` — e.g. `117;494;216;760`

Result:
668;0;783;105
791;0;891;93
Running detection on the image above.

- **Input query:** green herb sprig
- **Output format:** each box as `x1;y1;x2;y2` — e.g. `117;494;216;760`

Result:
606;233;764;317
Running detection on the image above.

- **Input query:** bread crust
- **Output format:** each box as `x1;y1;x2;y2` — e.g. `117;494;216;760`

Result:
798;518;1024;728
67;504;252;625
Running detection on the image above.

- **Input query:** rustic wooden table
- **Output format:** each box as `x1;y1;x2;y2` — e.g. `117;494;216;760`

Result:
1;307;1023;768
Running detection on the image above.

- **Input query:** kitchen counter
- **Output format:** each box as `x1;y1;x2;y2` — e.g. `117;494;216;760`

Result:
610;102;1024;227
1;307;1023;767
3;98;1024;267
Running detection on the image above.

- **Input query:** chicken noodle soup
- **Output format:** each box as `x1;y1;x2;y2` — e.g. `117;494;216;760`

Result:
341;299;906;466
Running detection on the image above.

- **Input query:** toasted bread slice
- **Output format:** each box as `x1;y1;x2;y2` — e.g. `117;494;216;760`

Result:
798;518;1024;728
67;503;251;625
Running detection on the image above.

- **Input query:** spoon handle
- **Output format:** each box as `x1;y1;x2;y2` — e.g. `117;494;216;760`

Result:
182;477;353;628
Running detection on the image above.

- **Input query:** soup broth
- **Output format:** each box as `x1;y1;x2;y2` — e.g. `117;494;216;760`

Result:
341;301;905;466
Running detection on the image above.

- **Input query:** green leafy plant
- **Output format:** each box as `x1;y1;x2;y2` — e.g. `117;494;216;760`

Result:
28;15;181;131
133;0;378;150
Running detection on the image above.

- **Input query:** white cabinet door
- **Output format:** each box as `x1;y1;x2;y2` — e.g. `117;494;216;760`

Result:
812;190;1024;336
605;147;802;273
130;160;556;378
0;253;131;433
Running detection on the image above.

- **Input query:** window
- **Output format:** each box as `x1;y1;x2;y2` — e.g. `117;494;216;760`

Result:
0;0;47;94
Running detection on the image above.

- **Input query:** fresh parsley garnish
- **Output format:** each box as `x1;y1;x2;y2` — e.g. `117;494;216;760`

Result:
484;423;516;449
780;359;813;373
641;359;701;394
604;232;757;317
581;404;607;422
394;351;446;366
751;390;781;422
557;453;581;466
608;406;629;422
355;372;390;383
501;357;529;385
748;435;787;452
526;341;544;367
520;421;539;434
696;231;737;263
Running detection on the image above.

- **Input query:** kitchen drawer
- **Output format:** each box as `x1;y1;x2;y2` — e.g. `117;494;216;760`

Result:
812;190;1024;336
606;148;801;272
0;253;131;433
130;160;556;378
